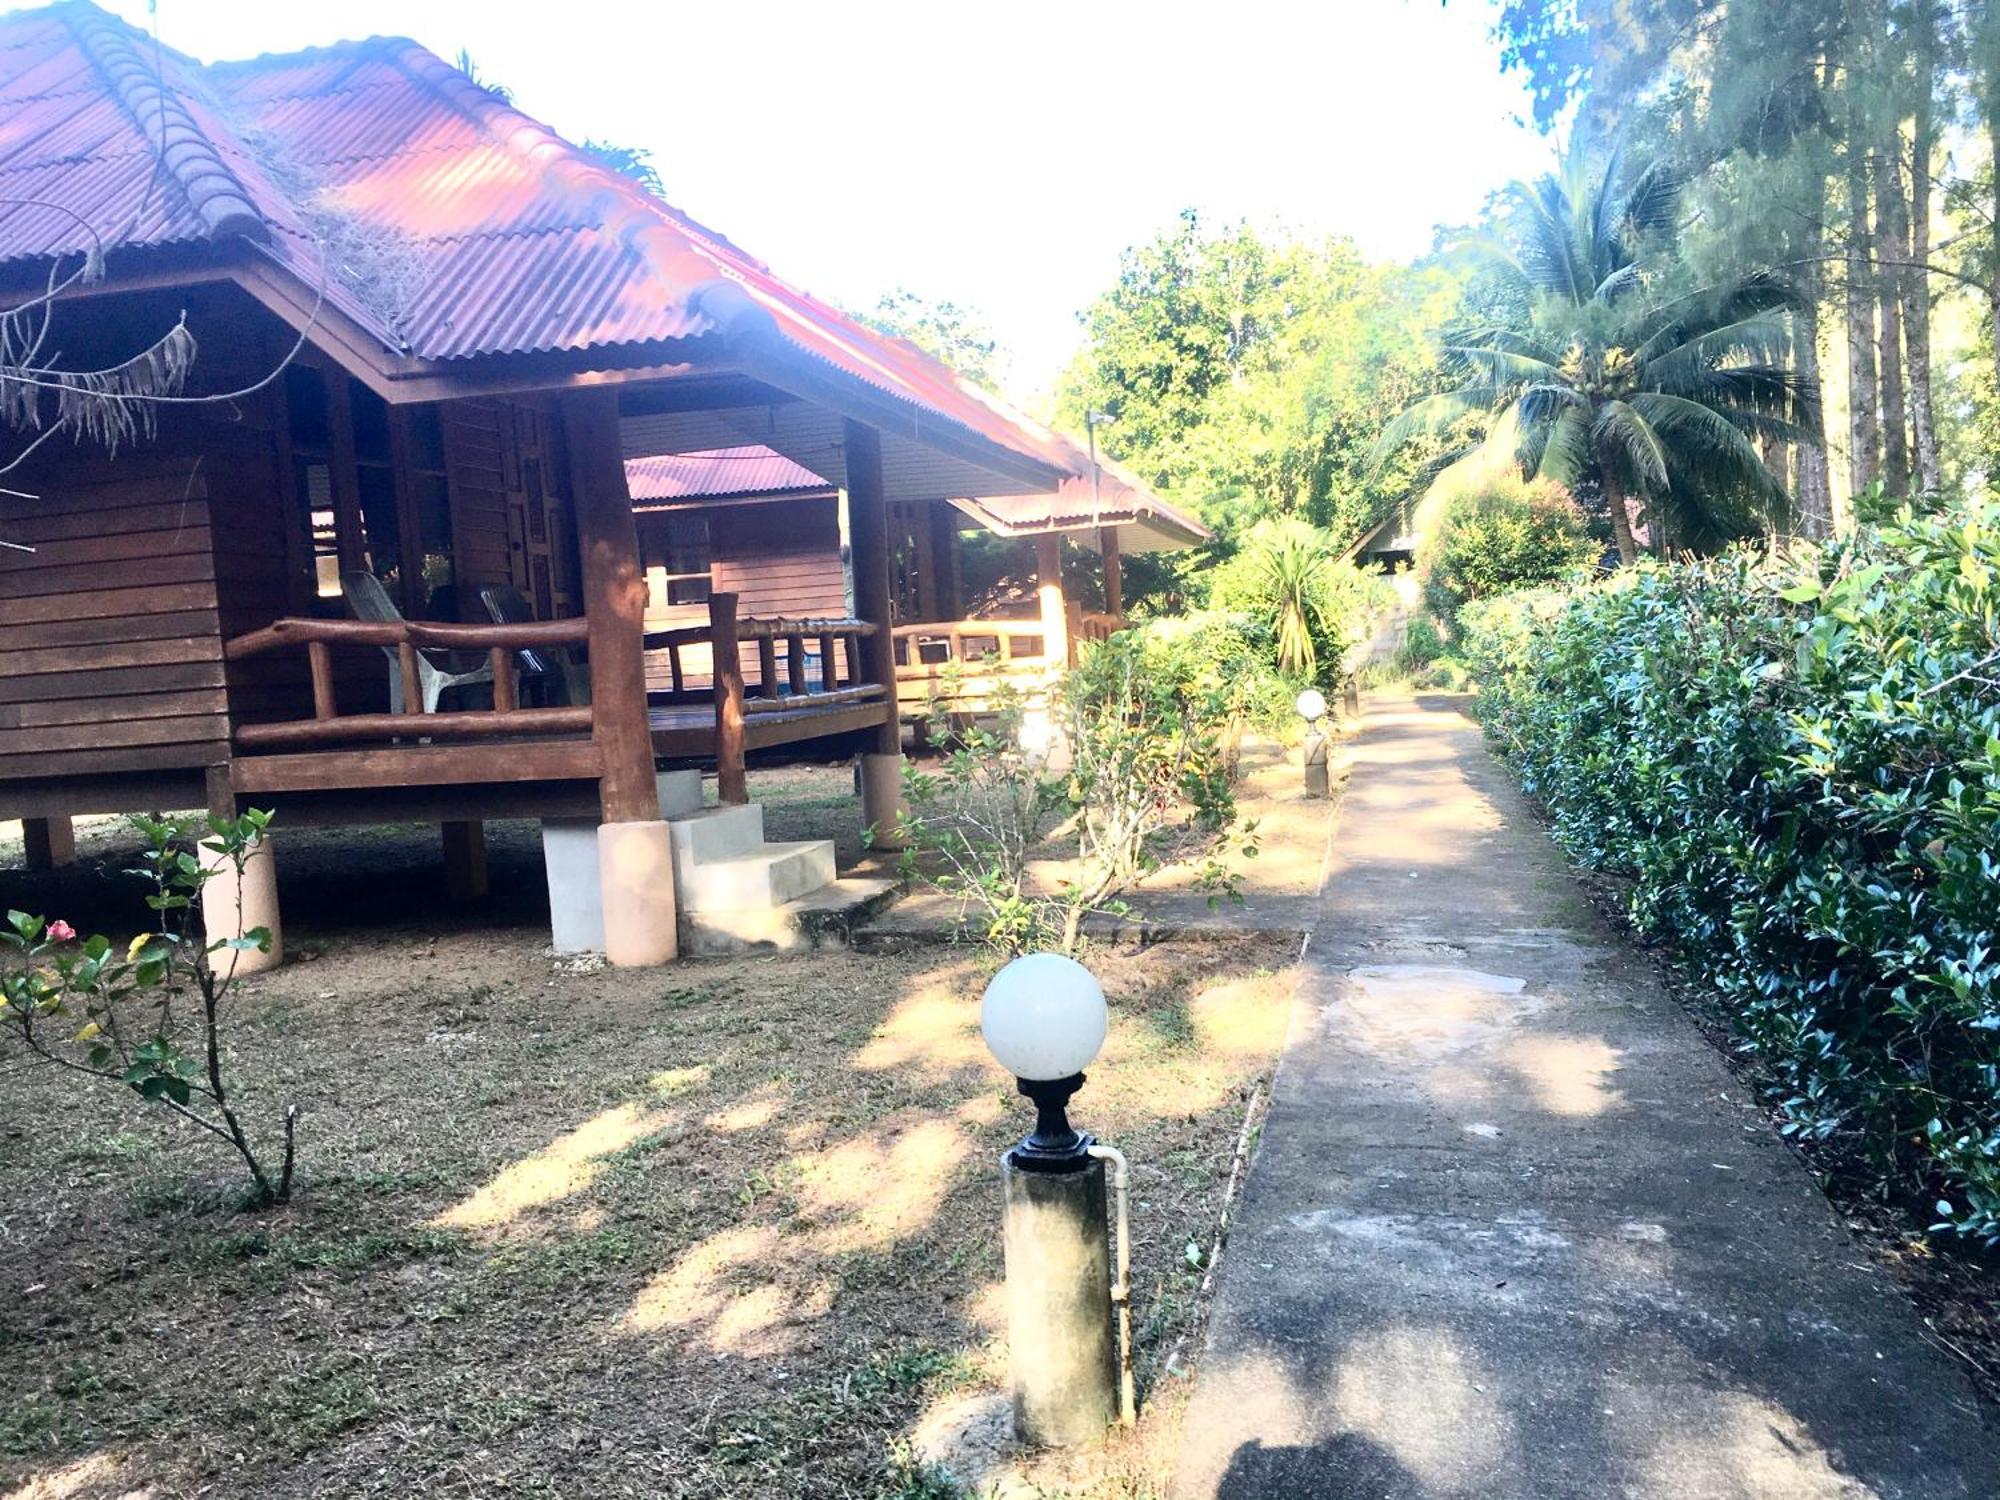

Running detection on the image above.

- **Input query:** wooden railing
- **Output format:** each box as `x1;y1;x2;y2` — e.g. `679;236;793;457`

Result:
891;617;1059;714
651;594;886;803
222;617;592;751
223;597;894;804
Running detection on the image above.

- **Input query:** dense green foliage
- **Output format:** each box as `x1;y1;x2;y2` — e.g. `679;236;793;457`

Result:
1058;211;1460;563
1462;507;2000;1241
1378;149;1817;562
1421;474;1598;626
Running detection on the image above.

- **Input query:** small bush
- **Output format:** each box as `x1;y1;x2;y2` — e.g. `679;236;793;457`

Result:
1422;474;1597;628
1401;616;1445;668
1461;504;2000;1244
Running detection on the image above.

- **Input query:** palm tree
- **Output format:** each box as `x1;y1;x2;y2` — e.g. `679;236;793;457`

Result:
1377;150;1819;563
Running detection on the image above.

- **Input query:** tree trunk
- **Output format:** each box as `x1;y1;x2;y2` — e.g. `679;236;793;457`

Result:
1874;142;1911;497
1844;139;1881;497
1906;4;1942;494
1601;462;1638;566
1794;268;1835;539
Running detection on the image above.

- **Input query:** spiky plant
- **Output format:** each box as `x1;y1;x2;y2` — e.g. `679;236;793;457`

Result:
1376;148;1819;562
1250;519;1331;679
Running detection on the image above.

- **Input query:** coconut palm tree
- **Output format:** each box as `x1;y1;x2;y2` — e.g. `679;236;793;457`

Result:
1376;150;1819;563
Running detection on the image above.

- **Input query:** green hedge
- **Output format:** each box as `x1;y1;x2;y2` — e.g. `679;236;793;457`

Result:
1461;505;2000;1244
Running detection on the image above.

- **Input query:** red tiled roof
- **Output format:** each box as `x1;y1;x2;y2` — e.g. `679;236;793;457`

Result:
625;447;830;505
0;1;1207;542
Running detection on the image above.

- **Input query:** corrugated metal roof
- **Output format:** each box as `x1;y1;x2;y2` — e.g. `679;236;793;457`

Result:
0;1;1206;544
625;446;831;504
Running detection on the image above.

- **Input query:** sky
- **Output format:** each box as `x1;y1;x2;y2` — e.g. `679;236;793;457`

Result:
92;0;1552;399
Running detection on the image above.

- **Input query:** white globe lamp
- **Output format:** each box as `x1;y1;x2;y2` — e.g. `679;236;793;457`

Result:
982;953;1108;1170
1295;687;1328;724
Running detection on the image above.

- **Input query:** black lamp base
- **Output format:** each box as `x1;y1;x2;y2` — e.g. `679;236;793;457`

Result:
1008;1072;1095;1174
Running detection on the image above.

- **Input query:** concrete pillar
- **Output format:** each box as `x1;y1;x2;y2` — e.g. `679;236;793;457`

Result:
543;820;606;954
598;820;677;967
200;835;282;977
22;817;75;870
859;751;907;851
1001;1154;1118;1447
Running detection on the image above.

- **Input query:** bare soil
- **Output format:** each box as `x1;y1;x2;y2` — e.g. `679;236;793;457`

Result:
0;811;1298;1499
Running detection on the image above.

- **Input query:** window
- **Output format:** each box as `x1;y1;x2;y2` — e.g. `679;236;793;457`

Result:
660;514;711;607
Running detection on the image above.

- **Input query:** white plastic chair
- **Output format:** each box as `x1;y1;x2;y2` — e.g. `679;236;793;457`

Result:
342;570;493;713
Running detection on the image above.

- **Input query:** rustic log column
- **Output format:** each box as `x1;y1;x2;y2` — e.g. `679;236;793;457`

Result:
845;420;905;848
1098;525;1122;620
1036;532;1071;667
710;591;748;805
442;821;488;901
323;370;368;579
562;387;674;965
21;817;74;870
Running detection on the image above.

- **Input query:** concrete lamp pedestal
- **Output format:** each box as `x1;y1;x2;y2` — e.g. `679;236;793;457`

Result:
200;836;282;976
597;820;678;966
1001;1152;1119;1447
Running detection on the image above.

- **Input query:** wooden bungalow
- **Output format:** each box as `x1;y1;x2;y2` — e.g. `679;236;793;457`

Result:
0;2;1202;964
622;444;1208;715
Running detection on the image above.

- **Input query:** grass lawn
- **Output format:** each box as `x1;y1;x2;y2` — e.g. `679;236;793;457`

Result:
0;906;1294;1497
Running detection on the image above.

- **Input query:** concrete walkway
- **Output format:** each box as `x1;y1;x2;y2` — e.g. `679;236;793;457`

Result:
1173;694;2000;1499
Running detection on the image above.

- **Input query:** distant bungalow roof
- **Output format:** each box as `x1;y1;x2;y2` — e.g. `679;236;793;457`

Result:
0;0;1202;526
624;444;1209;550
625;448;832;508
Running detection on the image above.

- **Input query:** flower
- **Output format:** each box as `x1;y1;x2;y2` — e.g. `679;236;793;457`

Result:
45;920;76;944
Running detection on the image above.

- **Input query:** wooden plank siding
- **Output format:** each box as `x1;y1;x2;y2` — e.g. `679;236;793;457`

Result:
0;449;232;782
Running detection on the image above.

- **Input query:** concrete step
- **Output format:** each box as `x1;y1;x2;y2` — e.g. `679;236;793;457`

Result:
667;804;765;866
675;838;837;912
656;768;704;820
680;877;901;956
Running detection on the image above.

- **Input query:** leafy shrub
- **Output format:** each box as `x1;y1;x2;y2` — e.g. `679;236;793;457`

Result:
1;812;296;1206
1422;474;1597;628
1400;616;1445;668
1207;519;1390;686
1462;505;2000;1244
897;626;1256;952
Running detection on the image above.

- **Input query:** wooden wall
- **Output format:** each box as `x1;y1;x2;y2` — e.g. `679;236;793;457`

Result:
0;448;231;783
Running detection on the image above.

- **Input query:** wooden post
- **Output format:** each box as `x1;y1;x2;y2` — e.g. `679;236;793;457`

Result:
757;635;779;699
1099;525;1122;620
561;388;660;828
490;647;516;712
307;641;337;720
1035;532;1070;668
21;817;74;870
323;371;368;579
562;387;673;966
443;821;488;901
846;420;905;846
931;502;964;621
711;592;748;805
787;633;809;696
388;406;431;617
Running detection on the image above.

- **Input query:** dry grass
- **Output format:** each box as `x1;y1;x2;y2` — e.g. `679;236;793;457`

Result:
0;874;1295;1498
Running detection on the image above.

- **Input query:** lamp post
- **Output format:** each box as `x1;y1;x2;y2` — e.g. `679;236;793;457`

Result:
982;953;1123;1447
1297;687;1330;799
